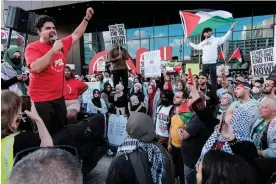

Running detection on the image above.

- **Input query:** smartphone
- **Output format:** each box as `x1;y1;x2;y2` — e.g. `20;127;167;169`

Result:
188;68;194;85
21;95;31;111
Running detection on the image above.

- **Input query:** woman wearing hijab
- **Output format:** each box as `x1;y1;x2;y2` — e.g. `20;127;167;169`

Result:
106;112;174;184
87;89;107;115
147;84;157;118
1;47;28;95
128;83;146;114
216;93;234;120
199;108;254;160
101;83;115;114
114;83;127;116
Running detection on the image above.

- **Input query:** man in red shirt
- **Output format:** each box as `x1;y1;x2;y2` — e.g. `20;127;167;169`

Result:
25;7;94;134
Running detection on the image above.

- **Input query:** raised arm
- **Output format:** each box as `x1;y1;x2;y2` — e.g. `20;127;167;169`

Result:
217;23;236;45
71;8;94;44
25;103;53;147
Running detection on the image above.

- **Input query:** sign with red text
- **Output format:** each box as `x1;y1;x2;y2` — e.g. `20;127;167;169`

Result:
144;50;161;77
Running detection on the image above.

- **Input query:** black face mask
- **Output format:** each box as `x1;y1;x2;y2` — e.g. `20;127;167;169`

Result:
11;57;21;65
161;98;169;106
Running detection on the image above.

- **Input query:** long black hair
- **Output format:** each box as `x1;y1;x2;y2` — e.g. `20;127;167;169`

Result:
201;150;258;184
92;89;102;108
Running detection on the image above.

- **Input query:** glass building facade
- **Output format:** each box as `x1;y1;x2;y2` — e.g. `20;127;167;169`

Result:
83;12;275;68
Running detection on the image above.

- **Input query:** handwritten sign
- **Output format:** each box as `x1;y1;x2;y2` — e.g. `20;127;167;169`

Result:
108;24;127;46
250;47;274;76
107;114;127;146
144;50;161;77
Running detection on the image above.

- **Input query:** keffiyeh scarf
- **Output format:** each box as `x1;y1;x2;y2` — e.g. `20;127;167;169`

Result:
200;108;253;158
117;136;165;184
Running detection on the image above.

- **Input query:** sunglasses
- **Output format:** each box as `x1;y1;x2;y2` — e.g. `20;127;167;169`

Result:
13;145;79;167
94;91;100;94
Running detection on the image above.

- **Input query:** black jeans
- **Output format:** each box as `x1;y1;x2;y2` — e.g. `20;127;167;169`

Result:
112;69;128;94
202;63;217;97
34;97;67;134
171;145;185;184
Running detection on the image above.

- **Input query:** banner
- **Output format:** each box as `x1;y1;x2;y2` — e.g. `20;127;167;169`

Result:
107;114;127;146
144;50;161;77
108;24;127;46
250;47;275;76
82;82;100;104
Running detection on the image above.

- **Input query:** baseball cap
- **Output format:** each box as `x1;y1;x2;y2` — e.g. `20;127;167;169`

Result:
234;76;246;84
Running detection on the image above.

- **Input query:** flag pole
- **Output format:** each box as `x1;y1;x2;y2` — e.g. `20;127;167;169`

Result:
179;11;188;46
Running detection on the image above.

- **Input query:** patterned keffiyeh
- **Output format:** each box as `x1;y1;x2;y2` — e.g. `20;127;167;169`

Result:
117;136;165;184
200;108;253;158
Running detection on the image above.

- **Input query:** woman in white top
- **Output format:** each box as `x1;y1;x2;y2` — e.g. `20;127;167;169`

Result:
87;89;108;115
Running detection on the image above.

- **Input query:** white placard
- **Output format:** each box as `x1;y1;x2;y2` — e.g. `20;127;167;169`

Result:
66;64;75;69
250;47;274;77
107;114;127;146
143;50;161;77
97;60;106;72
108;24;127;46
82;82;100;104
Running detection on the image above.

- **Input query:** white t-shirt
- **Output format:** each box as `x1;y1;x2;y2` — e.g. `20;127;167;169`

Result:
155;105;174;137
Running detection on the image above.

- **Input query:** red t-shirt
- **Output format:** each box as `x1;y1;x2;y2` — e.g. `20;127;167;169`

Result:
64;78;86;100
25;36;73;102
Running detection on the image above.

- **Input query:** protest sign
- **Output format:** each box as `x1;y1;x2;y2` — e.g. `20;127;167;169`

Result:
108;24;127;46
107;114;127;146
144;50;161;77
250;47;274;76
66;64;75;69
96;60;105;72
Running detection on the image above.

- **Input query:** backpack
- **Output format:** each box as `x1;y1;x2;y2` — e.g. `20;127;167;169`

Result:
129;143;175;184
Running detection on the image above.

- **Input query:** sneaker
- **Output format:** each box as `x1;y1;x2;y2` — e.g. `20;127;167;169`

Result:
107;149;114;156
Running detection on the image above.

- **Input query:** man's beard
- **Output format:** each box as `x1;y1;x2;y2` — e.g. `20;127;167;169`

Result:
174;101;182;106
263;89;272;95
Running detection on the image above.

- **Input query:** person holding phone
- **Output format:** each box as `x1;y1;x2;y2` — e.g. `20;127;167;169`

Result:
1;90;53;184
1;47;29;95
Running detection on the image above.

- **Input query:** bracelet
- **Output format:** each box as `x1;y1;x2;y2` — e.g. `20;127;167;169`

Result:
84;17;89;22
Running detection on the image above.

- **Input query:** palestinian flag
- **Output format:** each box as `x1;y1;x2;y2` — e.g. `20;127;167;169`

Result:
228;47;242;62
179;9;235;38
217;47;226;65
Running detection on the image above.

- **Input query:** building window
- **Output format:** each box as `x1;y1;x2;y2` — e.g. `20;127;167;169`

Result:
169;36;184;60
169;24;183;37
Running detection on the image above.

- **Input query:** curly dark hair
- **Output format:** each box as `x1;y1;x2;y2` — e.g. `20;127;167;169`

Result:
35;15;56;32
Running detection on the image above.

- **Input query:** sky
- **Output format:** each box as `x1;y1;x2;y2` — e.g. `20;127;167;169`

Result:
84;14;274;63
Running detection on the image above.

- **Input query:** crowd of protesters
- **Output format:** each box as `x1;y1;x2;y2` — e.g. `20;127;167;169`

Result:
1;6;276;184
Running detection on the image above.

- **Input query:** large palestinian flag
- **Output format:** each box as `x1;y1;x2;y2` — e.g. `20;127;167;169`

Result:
179;9;235;38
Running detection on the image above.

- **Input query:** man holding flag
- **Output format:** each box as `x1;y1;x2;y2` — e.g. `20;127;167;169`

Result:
184;23;236;95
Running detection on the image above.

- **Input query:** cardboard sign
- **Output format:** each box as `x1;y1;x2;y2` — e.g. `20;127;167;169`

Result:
144;50;161;77
107;114;127;146
108;24;127;46
250;47;274;76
